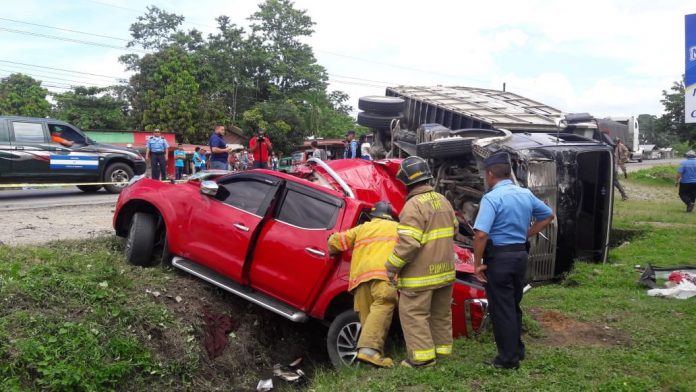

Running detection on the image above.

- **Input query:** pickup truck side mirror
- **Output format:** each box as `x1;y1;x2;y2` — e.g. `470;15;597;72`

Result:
200;180;218;196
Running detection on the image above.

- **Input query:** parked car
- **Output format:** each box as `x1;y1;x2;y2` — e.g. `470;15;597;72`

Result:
113;159;488;367
0;116;146;193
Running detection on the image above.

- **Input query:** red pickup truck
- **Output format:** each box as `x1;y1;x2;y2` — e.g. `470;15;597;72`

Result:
113;158;487;367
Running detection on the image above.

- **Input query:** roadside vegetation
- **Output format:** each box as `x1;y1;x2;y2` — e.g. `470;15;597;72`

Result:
1;165;695;391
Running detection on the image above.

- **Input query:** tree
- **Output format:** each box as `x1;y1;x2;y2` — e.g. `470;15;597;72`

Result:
52;86;128;130
659;80;696;146
0;73;50;117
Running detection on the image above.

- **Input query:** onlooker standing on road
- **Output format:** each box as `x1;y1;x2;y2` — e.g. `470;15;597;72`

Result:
311;140;327;160
385;156;458;368
145;129;169;180
328;202;399;368
614;137;630;179
473;152;554;370
271;152;279;171
208;125;230;170
192;146;205;173
676;150;696;212
344;130;358;159
174;143;186;180
240;150;249;170
249;128;273;169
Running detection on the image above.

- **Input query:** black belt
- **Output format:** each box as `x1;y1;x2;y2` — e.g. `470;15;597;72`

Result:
151;151;165;155
493;243;527;253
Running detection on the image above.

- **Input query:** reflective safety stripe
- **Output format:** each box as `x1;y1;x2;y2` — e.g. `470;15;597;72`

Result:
388;253;407;268
436;345;452;355
339;233;350;251
420;227;455;244
412;348;436;361
349;270;388;290
354;236;398;250
397;224;423;242
398;270;456;288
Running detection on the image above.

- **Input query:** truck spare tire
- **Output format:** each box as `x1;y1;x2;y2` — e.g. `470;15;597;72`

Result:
358;96;405;115
416;137;474;159
357;112;404;130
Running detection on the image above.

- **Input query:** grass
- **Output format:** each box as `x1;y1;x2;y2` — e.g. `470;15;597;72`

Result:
1;165;694;391
309;165;696;391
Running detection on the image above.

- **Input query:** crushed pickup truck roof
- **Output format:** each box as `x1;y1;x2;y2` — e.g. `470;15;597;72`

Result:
386;86;563;131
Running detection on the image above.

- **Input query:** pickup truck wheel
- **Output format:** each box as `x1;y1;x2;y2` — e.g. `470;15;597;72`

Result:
416;138;474;159
124;212;159;267
358;96;405;115
327;310;361;367
357;112;404;130
104;163;134;194
76;185;102;193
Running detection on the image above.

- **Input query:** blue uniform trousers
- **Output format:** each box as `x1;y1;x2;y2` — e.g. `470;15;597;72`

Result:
150;153;167;180
484;250;527;366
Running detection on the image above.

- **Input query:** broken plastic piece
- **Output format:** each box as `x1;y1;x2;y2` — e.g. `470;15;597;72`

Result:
256;378;273;391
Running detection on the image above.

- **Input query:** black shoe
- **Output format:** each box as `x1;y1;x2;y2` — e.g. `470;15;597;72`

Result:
483;359;519;370
688;203;694;213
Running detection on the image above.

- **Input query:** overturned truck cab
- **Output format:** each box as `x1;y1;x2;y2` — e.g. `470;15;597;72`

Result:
361;86;615;281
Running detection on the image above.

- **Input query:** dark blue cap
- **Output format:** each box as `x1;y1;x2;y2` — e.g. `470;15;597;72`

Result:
483;152;510;168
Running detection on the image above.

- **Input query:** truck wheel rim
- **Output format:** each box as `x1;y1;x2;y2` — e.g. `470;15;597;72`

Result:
110;169;129;187
336;321;361;365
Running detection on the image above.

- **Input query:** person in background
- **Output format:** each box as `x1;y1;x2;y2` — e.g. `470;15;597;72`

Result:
174;143;186;180
240;150;249;171
473;152;554;370
311;140;327;160
145;128;169;180
50;128;74;147
271;152;279;171
361;142;372;160
344;130;358;159
249;127;273;169
328;201;399;368
209;125;231;170
676;150;696;213
192;146;205;173
614;137;630;179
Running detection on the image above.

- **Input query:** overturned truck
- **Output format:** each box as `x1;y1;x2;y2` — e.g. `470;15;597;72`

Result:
358;86;615;281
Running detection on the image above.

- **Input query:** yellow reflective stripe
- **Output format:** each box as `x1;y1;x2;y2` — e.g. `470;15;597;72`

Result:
397;224;423;241
436;345;452;355
398;271;456;288
412;348;436;361
420;227;455;244
388;254;407;268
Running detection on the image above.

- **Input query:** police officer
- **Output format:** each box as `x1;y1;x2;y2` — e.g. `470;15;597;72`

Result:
473;152;555;370
145;129;169;180
385;156;458;368
328;201;399;368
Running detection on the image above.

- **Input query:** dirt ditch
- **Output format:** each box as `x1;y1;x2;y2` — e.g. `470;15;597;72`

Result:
528;308;631;348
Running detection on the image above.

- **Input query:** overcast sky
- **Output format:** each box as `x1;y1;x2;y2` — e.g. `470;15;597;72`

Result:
2;0;694;118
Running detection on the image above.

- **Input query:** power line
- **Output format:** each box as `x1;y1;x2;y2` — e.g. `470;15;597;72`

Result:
0;59;127;80
0;27;148;53
83;0;218;30
0;17;129;42
0;68;114;87
0;63;125;83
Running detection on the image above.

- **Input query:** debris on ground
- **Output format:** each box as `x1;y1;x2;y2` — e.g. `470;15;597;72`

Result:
256;357;306;390
202;308;235;359
256;379;273;392
638;264;696;299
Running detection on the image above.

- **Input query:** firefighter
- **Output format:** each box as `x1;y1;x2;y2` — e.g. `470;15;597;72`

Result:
385;156;458;368
328;201;399;368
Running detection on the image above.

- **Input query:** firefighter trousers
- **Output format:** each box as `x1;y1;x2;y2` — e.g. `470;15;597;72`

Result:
353;279;398;352
398;284;453;362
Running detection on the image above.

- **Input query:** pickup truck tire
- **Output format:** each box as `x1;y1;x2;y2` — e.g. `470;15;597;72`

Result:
358;96;405;115
416;138;474;159
357;112;404;130
76;185;102;193
104;162;134;194
124;212;158;267
327;310;361;367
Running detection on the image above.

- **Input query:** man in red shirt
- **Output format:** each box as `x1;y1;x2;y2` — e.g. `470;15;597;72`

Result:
249;128;273;169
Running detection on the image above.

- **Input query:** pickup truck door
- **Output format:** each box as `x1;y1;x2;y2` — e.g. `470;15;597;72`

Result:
8;120;51;178
184;174;281;282
0;120;11;177
249;181;344;310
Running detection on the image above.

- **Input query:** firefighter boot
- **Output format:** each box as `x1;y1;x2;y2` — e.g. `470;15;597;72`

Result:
357;348;394;368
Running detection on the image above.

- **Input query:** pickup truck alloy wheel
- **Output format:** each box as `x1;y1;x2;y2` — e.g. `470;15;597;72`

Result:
124;212;158;267
104;163;134;193
327;310;361;367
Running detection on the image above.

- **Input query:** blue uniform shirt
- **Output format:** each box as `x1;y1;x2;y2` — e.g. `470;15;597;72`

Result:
678;158;696;184
147;136;169;153
473;179;553;246
209;133;228;163
174;149;186;167
344;140;358;159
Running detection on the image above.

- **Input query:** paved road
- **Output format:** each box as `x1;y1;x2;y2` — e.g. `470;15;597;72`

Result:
0;188;118;211
626;158;681;173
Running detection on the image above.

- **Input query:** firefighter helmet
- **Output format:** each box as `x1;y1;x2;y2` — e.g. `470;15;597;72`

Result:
396;156;432;186
369;201;394;220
